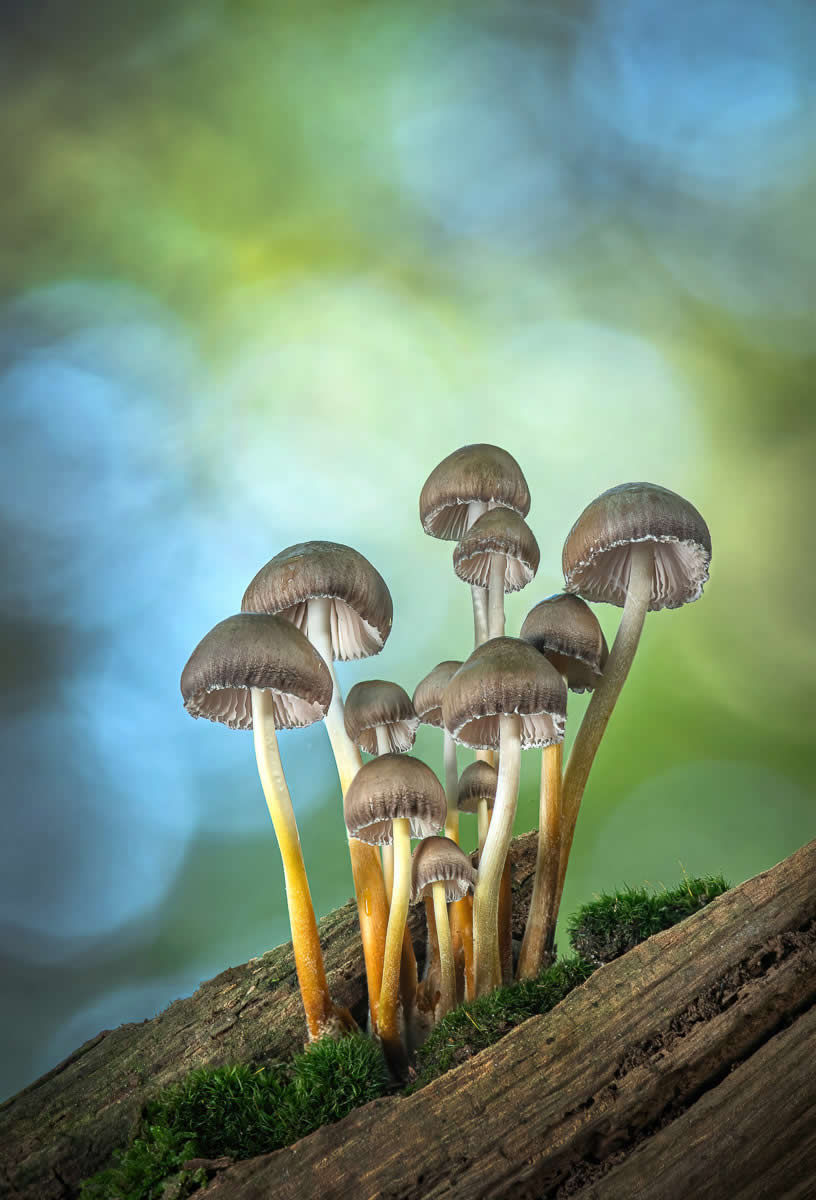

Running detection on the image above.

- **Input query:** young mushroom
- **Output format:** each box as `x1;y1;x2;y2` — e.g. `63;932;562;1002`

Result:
457;759;498;863
443;638;566;996
411;837;475;1021
180;613;354;1041
558;483;711;907
453;508;540;640
344;754;447;1074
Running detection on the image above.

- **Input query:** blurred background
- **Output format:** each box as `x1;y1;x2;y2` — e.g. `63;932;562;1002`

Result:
1;0;814;1102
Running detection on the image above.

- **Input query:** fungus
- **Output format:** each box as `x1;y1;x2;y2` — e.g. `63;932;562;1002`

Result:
457;759;498;862
453;507;540;639
411;837;475;1020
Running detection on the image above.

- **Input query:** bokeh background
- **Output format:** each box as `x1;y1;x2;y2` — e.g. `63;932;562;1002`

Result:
2;0;814;1102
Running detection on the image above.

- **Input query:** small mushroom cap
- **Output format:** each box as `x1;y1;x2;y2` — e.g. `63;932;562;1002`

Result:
180;613;332;731
344;680;420;754
442;637;566;750
563;483;711;611
453;508;540;592
241;541;393;660
412;660;463;729
344;753;447;845
520;593;609;693
419;443;531;541
411;836;476;903
457;760;498;814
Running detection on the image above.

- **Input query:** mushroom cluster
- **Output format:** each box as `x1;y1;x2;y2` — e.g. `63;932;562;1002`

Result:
180;445;711;1075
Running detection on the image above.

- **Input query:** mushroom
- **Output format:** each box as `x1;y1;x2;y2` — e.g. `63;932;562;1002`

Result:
180;613;354;1040
411;837;475;1020
558;483;711;908
344;754;447;1073
516;594;609;978
457;759;498;862
443;638;566;996
453;507;540;640
419;444;531;645
241;540;394;1030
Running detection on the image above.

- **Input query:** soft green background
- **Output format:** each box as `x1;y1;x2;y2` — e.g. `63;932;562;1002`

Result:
1;0;814;1101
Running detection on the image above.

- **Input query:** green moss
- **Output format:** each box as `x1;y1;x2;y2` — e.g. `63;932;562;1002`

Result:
408;955;596;1092
567;874;730;965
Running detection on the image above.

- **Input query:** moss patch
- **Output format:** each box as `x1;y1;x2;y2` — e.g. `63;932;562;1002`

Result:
567;874;730;965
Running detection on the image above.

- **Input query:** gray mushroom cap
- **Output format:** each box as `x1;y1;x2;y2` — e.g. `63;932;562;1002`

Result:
419;444;531;541
453;508;540;592
241;540;393;660
343;753;447;846
457;760;499;814
562;483;711;611
411;836;476;903
344;680;420;754
442;637;567;750
180;613;333;731
412;660;463;729
520;593;609;693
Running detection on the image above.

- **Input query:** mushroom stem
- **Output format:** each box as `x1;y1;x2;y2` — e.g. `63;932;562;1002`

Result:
443;728;473;1002
477;798;490;860
251;688;345;1040
432;881;456;1019
375;726;395;903
443;729;459;843
473;713;522;997
422;894;441;1008
468;500;490;647
378;817;412;1071
306;598;391;1031
487;553;506;639
516;740;562;980
556;542;654;908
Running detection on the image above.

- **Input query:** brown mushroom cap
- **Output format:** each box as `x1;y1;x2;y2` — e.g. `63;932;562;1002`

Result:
411;836;475;903
180;613;332;731
419;444;531;541
442;637;566;750
453;508;540;592
520;593;609;693
562;483;711;611
343;753;447;845
457;760;498;814
412;660;463;729
344;680;420;754
241;541;393;660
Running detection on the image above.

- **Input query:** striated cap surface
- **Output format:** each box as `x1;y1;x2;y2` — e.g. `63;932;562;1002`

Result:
442;637;566;750
242;541;392;660
457;760;498;814
419;444;531;541
180;613;332;731
411;836;475;902
520;593;608;693
344;680;419;754
563;483;711;611
412;661;463;729
453;508;540;592
344;754;447;845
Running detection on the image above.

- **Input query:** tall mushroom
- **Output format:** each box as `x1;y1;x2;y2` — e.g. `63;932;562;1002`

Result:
443;638;566;996
453;507;540;640
344;754;447;1073
241;541;394;1030
558;483;712;904
411;837;475;1020
180;613;353;1040
516;593;608;979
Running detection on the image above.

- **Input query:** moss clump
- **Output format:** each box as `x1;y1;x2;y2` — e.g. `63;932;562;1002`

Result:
568;874;730;965
408;955;596;1092
80;1036;389;1200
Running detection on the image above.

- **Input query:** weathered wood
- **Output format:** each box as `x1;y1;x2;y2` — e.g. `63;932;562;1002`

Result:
204;839;816;1200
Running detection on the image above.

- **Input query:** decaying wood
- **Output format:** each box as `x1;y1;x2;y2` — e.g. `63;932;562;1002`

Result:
206;838;816;1200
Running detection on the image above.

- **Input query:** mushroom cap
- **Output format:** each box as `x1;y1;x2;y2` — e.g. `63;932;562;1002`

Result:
344;680;420;754
344;753;447;846
520;593;609;693
411;836;475;903
419;444;531;541
562;483;711;611
457;760;498;814
180;613;332;731
412;660;463;729
453;508;540;593
442;637;567;750
241;541;393;660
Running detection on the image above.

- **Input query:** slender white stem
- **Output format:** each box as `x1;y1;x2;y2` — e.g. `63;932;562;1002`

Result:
433;882;456;1018
467;501;489;648
379;818;412;1054
443;730;460;843
557;542;654;905
375;726;394;903
487;553;506;640
473;714;522;996
307;597;363;796
477;799;490;860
